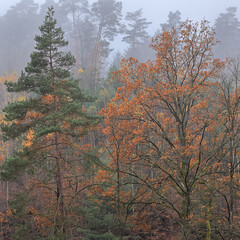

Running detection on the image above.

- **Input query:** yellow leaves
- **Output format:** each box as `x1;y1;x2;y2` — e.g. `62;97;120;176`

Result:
18;96;26;102
78;68;84;74
0;71;17;84
87;105;97;115
23;129;35;147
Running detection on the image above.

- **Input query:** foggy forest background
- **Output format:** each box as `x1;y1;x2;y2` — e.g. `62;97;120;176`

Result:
1;0;239;78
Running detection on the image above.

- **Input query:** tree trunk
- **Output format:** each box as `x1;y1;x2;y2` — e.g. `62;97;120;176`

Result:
206;204;211;240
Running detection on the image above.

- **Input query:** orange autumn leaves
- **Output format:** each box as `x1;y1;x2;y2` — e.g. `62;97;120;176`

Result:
94;20;228;235
23;129;34;147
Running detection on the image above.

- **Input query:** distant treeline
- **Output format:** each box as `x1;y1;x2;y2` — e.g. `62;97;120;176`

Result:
0;0;239;81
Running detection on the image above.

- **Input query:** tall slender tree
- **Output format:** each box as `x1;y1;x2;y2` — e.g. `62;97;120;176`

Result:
59;0;90;66
1;6;99;238
215;7;240;58
90;0;122;91
123;8;151;57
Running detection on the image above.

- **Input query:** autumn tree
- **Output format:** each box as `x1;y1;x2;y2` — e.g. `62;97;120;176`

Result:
1;7;99;239
211;60;240;239
100;21;226;239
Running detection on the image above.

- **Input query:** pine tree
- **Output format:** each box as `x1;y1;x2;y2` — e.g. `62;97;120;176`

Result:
1;6;99;238
122;8;151;57
59;0;90;66
90;0;122;91
215;7;240;58
160;10;182;30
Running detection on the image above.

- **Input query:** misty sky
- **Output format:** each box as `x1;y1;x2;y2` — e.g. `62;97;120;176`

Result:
1;0;240;33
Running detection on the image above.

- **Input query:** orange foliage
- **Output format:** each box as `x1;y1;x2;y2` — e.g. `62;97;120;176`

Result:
22;129;35;147
97;20;227;236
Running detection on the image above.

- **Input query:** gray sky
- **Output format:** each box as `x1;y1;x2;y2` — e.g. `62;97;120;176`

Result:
1;0;240;32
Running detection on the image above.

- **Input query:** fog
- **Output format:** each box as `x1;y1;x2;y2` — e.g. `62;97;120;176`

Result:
1;0;240;75
2;0;240;28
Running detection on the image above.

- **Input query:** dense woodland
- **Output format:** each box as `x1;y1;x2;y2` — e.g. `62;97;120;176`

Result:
1;0;240;239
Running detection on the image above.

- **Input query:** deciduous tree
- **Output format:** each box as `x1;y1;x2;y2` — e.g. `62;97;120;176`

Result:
100;20;226;239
